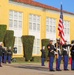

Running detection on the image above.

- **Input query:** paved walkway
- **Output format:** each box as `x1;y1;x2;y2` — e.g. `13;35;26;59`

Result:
0;63;74;75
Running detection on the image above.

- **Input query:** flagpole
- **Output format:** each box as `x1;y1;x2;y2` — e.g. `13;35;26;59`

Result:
59;3;62;45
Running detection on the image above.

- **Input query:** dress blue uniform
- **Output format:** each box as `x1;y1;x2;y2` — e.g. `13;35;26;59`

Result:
47;40;55;71
41;47;46;66
55;42;62;71
71;43;74;70
7;49;12;63
62;44;69;70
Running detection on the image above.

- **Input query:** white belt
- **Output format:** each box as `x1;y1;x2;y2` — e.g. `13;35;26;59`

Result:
57;48;60;51
63;48;67;51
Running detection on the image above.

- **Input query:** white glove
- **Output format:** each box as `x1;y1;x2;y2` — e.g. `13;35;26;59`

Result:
57;48;60;51
54;51;58;54
50;50;54;52
63;48;67;51
71;44;74;46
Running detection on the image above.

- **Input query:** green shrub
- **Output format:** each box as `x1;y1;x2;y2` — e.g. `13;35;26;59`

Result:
41;39;49;58
0;25;7;42
22;35;35;61
3;30;15;50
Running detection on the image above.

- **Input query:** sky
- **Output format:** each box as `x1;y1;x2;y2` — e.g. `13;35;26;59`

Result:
35;0;74;13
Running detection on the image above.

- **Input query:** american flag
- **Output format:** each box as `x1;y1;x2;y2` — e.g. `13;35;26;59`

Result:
58;4;65;45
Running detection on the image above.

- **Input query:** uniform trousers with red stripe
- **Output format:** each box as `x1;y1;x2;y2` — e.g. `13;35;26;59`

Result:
71;58;74;70
63;55;69;70
56;55;62;70
49;56;54;70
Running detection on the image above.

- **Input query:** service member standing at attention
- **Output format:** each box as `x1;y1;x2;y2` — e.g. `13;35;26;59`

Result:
70;40;74;70
47;40;55;71
54;39;62;71
41;46;46;66
0;42;4;67
62;41;69;71
7;47;12;64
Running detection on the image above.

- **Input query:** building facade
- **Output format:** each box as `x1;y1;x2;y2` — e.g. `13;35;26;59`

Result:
0;0;74;57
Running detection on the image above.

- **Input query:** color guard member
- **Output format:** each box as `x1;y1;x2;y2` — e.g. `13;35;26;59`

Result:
47;40;55;71
62;41;69;71
54;39;62;71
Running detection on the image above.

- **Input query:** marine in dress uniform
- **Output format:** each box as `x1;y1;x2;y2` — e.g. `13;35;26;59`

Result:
54;39;62;71
70;40;74;70
41;46;46;66
47;40;55;71
62;41;69;71
7;47;12;63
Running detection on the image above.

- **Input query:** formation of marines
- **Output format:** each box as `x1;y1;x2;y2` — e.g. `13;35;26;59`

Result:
0;42;12;67
0;38;74;71
41;38;74;71
47;39;74;71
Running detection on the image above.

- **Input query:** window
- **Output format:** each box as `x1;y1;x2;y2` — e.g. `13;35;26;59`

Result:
33;39;40;55
9;19;13;28
46;17;56;33
46;17;56;43
64;21;70;35
9;10;23;54
63;20;70;43
9;10;13;19
9;11;23;29
14;11;18;20
29;23;32;30
29;14;41;55
14;37;22;54
29;14;40;31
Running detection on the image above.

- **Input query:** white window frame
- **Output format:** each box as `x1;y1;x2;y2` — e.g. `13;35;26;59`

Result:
29;14;41;55
9;10;23;30
9;10;23;54
64;20;70;43
46;17;56;43
29;14;40;32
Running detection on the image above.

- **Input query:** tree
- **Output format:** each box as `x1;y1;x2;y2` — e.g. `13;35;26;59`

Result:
0;25;7;42
22;35;35;61
3;30;15;50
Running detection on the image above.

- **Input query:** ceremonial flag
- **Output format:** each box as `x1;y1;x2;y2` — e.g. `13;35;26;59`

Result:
58;4;65;45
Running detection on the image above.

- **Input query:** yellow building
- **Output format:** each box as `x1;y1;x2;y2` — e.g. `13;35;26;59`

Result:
0;0;74;57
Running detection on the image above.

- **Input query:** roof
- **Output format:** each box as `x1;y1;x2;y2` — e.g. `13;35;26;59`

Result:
13;0;74;15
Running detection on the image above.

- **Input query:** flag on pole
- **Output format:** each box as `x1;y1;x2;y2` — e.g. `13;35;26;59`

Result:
58;4;65;45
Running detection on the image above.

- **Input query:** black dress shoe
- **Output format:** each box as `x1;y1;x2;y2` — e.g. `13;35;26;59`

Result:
71;69;74;70
50;70;55;72
64;69;69;71
56;69;62;71
0;65;2;67
41;65;45;66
